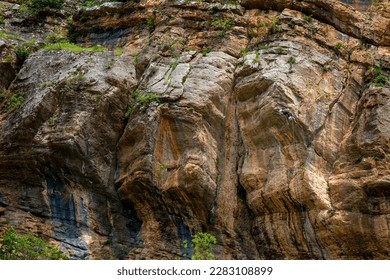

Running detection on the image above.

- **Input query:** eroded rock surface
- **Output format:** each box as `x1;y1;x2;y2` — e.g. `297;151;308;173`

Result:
0;0;389;259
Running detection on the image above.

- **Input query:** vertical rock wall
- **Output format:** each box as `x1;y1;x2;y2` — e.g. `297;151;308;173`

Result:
0;0;389;259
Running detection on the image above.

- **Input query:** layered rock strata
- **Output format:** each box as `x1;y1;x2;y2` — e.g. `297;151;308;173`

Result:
0;0;389;259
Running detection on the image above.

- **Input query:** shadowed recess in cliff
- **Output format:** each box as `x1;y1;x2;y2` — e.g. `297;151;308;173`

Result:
0;193;7;207
123;203;143;247
174;215;192;259
44;172;88;259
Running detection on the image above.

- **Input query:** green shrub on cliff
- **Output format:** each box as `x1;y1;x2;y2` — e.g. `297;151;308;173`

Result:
6;94;24;111
0;227;68;260
370;62;388;87
190;232;217;260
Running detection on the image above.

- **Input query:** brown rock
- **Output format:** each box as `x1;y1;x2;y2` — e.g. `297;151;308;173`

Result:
0;0;389;260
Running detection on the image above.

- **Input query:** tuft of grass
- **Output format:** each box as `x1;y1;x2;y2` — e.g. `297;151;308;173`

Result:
125;89;160;118
43;41;106;52
270;17;283;33
288;56;296;64
114;48;123;56
201;47;212;56
136;92;159;112
275;47;282;55
14;44;31;65
0;30;22;41
369;62;388;87
303;15;313;23
146;18;154;31
335;42;343;50
211;18;233;30
7;94;24;111
45;33;64;44
253;52;260;63
212;18;233;38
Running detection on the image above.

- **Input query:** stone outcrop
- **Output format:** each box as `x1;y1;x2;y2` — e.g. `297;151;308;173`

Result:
0;0;389;259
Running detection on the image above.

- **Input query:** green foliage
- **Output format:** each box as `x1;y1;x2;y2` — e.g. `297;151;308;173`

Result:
136;92;159;112
114;48;123;56
308;25;318;34
45;33;64;44
0;92;4;102
288;56;296;64
201;47;212;56
322;65;330;72
253;52;260;63
125;89;160;118
211;18;233;30
269;17;282;34
212;18;233;38
288;21;295;29
373;73;388;87
146;18;154;30
64;70;84;91
370;62;388;87
191;232;217;260
170;59;179;69
0;227;68;260
44;41;106;52
124;103;133;118
7;94;24;111
303;15;313;23
0;30;22;41
275;47;282;55
18;4;29;13
14;43;32;66
30;0;65;9
335;42;343;50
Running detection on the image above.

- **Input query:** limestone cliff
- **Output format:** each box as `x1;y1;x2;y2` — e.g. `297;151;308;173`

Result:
0;0;389;259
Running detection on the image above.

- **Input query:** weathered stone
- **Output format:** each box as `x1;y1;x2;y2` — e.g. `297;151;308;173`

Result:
0;0;389;260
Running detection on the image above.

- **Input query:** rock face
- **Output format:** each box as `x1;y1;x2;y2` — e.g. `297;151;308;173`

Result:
0;0;389;259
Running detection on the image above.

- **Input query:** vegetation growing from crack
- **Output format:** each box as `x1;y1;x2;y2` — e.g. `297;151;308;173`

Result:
43;41;106;52
0;227;68;260
211;18;233;38
146;18;154;31
288;56;296;64
369;62;388;87
125;89;160;118
0;30;23;41
7;93;24;112
114;48;123;56
269;16;283;34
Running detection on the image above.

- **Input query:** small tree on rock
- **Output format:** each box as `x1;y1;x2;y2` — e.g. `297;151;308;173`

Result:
0;227;68;260
190;232;217;260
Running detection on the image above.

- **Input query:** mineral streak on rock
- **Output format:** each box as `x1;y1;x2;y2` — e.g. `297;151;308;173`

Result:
0;0;389;259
